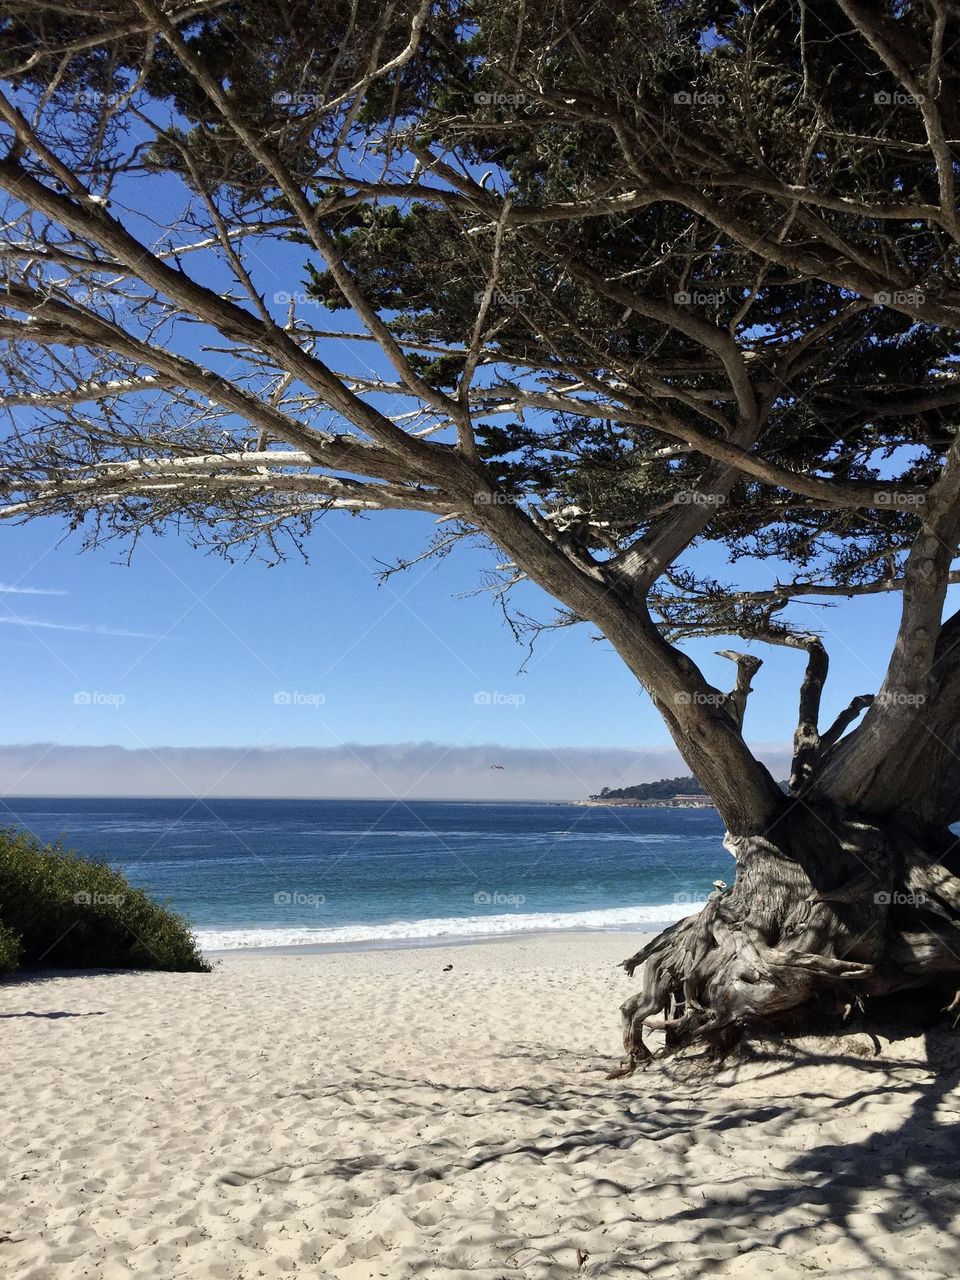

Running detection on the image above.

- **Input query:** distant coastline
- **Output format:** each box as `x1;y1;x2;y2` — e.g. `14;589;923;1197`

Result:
582;775;715;808
577;796;716;809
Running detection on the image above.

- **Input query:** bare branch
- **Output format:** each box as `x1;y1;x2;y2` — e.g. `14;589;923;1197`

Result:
716;649;763;730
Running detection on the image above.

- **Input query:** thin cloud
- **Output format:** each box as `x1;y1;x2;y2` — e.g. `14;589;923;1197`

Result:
0;583;68;596
0;617;156;639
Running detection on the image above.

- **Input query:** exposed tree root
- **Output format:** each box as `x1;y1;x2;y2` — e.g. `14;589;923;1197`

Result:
615;805;960;1074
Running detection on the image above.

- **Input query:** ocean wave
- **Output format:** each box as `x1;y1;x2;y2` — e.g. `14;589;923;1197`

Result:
196;901;706;951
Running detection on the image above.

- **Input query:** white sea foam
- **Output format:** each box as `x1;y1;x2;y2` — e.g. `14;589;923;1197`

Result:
196;901;706;952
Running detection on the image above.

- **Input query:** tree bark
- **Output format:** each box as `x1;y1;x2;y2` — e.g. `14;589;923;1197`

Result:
813;441;960;816
470;493;784;834
616;802;960;1070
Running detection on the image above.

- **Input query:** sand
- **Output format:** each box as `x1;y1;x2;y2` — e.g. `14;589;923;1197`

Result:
2;932;960;1279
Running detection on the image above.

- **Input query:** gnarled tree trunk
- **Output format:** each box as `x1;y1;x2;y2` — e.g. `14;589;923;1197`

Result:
616;808;960;1070
616;802;960;1068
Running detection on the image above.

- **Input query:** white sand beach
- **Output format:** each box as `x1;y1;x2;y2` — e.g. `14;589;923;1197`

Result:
3;933;960;1279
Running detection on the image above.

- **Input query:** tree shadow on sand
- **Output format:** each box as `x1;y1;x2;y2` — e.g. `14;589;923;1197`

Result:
589;1030;960;1276
0;1009;107;1018
251;1027;960;1277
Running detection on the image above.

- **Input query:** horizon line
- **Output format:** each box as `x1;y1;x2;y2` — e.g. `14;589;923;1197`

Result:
1;793;592;803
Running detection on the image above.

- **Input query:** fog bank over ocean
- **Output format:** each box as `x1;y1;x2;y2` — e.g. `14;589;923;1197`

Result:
0;741;793;801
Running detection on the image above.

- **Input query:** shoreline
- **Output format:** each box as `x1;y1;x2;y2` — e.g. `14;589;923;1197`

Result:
200;924;657;960
194;903;706;957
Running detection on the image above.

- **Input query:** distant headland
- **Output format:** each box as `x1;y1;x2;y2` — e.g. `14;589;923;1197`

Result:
579;776;715;808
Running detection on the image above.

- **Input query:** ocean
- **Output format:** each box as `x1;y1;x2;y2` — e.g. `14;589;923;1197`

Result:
2;797;730;951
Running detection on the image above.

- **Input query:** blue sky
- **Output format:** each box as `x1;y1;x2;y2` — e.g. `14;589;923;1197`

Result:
0;499;932;797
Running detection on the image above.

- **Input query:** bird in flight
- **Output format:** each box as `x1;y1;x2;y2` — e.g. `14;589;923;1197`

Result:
490;764;505;770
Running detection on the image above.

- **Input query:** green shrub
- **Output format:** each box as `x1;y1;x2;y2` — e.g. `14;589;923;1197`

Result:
0;827;209;975
0;921;22;974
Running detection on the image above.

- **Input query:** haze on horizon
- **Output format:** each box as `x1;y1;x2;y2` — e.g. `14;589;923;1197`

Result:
0;740;793;802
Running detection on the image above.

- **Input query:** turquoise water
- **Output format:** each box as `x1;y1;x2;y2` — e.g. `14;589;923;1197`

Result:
4;797;730;950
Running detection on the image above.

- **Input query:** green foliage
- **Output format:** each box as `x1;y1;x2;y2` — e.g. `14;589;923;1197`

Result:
0;921;22;975
237;0;954;587
590;776;707;802
0;828;209;976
